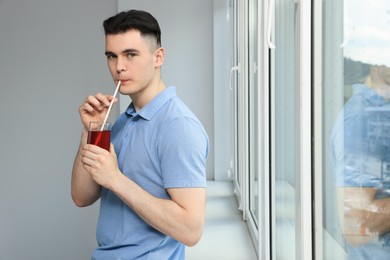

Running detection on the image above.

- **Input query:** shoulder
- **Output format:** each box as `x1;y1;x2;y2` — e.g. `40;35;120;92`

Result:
156;101;209;157
156;96;206;133
162;96;199;119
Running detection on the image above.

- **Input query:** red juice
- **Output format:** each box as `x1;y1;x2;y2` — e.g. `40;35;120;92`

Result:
87;130;111;151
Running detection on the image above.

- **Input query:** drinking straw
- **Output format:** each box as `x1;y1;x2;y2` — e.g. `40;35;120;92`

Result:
101;80;121;130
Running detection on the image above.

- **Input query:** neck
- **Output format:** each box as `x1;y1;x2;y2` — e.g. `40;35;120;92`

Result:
365;76;390;100
131;77;166;112
366;76;387;89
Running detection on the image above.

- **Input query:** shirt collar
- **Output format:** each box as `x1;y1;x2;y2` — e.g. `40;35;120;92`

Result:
125;86;177;120
354;83;390;112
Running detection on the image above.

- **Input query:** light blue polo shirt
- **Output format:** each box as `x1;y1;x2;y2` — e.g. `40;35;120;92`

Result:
92;86;209;260
330;84;390;259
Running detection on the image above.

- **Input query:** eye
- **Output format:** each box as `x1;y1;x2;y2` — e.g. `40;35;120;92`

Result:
127;53;137;58
106;54;117;60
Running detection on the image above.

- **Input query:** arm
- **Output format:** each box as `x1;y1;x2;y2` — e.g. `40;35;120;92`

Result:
71;93;117;207
80;143;207;246
337;187;390;246
71;129;101;207
112;176;206;246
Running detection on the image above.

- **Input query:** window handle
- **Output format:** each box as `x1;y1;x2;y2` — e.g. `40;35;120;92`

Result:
230;64;240;90
267;0;276;49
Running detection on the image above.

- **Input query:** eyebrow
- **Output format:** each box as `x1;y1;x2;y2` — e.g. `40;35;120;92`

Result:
104;51;116;58
122;49;140;54
105;49;140;57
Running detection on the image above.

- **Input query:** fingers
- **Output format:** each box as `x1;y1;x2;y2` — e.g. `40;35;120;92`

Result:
78;93;119;128
80;146;96;164
80;94;119;112
94;93;118;107
85;93;109;110
82;144;107;156
81;145;105;168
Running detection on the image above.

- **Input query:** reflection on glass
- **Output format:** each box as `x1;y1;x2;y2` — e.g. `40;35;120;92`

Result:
331;65;390;258
326;0;390;259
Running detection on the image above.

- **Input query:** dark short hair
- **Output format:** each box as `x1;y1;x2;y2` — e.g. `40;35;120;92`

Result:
103;10;161;47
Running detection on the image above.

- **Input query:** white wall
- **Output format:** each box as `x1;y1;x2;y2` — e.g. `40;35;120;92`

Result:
118;0;215;179
0;1;117;259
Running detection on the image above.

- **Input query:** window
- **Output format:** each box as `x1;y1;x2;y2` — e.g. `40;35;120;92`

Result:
230;0;242;205
229;0;312;258
248;0;259;229
315;0;390;259
271;0;301;258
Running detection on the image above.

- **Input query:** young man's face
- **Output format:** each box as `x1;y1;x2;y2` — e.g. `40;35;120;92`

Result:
379;66;390;85
105;29;162;96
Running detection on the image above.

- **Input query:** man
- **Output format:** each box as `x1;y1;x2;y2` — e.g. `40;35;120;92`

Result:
71;10;209;259
331;65;390;259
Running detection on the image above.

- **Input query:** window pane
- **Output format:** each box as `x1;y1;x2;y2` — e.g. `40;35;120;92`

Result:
273;0;300;259
230;0;240;193
321;0;390;259
249;0;259;225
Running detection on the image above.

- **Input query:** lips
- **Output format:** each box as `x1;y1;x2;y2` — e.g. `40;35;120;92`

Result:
118;79;129;84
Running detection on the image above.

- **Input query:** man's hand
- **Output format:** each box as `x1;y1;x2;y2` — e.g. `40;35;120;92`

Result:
81;143;122;190
79;93;118;130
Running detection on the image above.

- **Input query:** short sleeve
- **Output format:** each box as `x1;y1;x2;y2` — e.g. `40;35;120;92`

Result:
333;108;384;188
157;116;209;188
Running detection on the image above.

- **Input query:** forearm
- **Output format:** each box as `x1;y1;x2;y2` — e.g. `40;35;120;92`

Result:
363;198;390;235
342;201;390;246
71;129;101;207
338;188;390;246
111;174;205;246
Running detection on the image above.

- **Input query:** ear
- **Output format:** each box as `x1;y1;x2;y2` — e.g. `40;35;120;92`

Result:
154;47;165;67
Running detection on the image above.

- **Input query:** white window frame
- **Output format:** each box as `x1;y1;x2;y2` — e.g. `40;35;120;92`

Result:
232;0;313;259
297;0;312;259
267;0;313;259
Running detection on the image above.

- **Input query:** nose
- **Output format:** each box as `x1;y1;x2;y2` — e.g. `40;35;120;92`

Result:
116;57;127;74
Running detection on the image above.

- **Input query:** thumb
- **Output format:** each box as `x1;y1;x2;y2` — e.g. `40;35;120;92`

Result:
109;143;116;154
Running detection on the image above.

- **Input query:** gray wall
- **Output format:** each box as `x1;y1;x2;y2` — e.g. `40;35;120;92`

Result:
118;0;215;179
0;1;117;259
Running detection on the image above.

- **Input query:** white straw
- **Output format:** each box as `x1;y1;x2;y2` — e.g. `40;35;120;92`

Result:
101;80;121;130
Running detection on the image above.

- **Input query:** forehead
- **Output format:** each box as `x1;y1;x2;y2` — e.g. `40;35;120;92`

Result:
383;68;390;83
105;30;148;53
